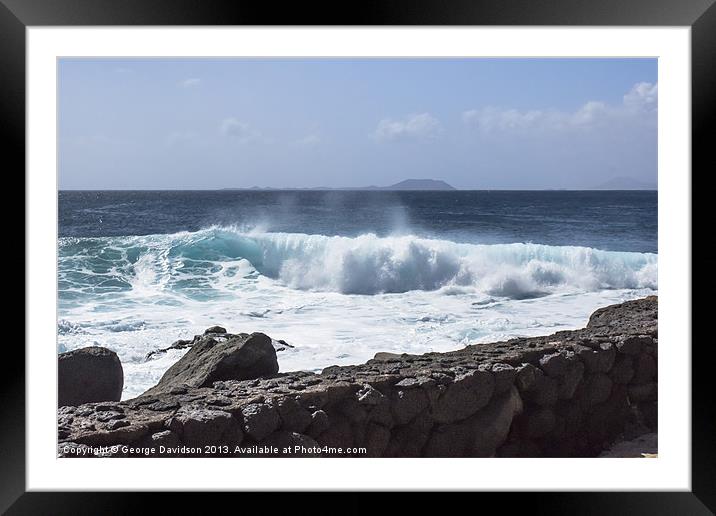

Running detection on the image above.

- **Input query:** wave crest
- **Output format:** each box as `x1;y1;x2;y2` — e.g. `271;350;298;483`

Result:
58;227;658;299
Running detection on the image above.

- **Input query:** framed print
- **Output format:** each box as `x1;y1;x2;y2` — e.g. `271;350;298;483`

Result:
5;0;715;511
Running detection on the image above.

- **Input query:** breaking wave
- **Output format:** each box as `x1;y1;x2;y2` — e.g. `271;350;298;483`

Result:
58;226;657;299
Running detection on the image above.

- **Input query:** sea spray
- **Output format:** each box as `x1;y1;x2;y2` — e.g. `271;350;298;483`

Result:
59;227;657;299
58;191;658;400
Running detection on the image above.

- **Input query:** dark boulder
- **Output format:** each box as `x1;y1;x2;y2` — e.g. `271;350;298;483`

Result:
58;347;124;406
143;332;278;396
241;403;281;441
539;352;571;377
306;410;330;438
431;369;494;423
57;297;658;459
166;406;243;448
491;363;516;394
425;386;522;457
275;397;312;433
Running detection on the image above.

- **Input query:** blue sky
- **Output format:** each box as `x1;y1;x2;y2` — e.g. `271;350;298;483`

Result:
58;58;657;189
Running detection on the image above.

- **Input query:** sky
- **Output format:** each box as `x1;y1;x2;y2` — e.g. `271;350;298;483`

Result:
58;58;657;190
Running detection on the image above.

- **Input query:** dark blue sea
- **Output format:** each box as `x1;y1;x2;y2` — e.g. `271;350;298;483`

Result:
58;190;658;398
60;190;656;252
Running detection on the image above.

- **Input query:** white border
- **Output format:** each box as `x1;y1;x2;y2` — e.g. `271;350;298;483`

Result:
27;27;691;491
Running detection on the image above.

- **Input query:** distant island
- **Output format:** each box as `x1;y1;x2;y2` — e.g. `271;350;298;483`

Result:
363;179;456;191
221;179;457;191
216;177;659;192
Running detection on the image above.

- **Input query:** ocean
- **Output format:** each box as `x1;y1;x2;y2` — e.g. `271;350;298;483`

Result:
58;190;658;399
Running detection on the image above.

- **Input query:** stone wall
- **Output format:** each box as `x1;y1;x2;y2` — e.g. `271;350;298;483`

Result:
58;296;657;458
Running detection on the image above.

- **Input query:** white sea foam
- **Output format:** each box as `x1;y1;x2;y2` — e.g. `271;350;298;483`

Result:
57;227;658;399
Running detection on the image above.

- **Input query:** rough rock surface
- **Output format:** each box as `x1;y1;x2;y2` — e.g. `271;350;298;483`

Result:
145;328;293;361
58;347;124;407
143;332;279;396
58;296;658;458
599;432;658;457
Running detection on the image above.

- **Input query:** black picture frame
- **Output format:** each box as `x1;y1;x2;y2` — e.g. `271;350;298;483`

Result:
4;0;714;512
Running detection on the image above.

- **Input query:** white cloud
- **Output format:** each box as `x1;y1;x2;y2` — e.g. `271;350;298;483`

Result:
570;101;611;127
623;82;658;112
463;82;657;134
463;107;546;131
181;78;202;88
373;113;443;141
220;118;261;143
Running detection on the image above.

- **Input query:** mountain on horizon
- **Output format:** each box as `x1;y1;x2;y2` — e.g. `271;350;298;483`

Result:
379;179;456;191
222;179;457;191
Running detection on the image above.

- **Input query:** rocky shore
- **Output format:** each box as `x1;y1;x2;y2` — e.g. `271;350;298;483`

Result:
57;296;658;458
